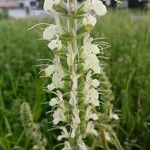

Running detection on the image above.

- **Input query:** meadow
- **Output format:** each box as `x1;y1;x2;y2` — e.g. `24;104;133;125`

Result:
0;10;149;150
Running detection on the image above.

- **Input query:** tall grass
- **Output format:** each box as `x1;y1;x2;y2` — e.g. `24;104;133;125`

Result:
0;10;149;149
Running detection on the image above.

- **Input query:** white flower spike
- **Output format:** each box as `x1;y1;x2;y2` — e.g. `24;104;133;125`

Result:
40;0;123;149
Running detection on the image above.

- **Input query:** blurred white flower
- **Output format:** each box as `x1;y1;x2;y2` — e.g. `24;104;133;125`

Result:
77;136;87;150
84;0;107;16
104;132;111;141
84;54;101;73
85;88;99;106
92;79;100;87
53;108;66;125
82;35;101;73
47;83;56;91
45;65;55;77
49;91;65;109
84;71;100;91
110;113;119;120
62;141;72;150
49;97;58;106
85;105;98;121
43;24;59;41
48;39;62;50
44;0;61;11
57;127;69;141
86;121;98;136
84;72;100;106
113;114;119;120
47;63;65;91
83;34;99;57
83;14;97;30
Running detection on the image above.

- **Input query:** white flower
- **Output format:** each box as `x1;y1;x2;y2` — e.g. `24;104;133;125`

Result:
77;136;87;150
104;132;111;141
82;35;101;73
62;141;72;150
85;88;99;106
48;39;62;50
44;0;60;11
45;65;55;77
86;121;98;136
82;34;100;57
49;91;65;108
49;97;58;106
53;108;66;124
47;83;55;91
47;74;64;91
57;127;69;141
84;71;100;90
43;24;59;41
52;72;64;85
47;63;65;91
113;114;119;120
84;71;100;106
92;79;100;87
110;113;119;120
84;54;101;73
92;0;107;16
83;14;97;30
85;105;98;121
84;0;107;16
69;91;77;107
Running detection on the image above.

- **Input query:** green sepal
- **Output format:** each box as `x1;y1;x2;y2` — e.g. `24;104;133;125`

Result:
72;4;85;18
77;63;85;74
62;75;71;82
60;33;71;41
60;54;69;72
77;26;93;36
78;76;85;92
53;3;68;15
62;81;71;93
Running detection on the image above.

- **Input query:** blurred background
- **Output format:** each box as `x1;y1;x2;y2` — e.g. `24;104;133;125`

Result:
0;0;149;150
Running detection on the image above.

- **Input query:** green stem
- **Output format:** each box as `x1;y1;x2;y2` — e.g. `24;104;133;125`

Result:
68;0;79;149
97;120;110;150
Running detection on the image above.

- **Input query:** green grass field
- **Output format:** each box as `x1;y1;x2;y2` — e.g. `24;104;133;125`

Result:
0;10;149;150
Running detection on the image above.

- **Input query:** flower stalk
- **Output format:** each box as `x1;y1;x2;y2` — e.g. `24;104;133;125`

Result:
37;0;124;149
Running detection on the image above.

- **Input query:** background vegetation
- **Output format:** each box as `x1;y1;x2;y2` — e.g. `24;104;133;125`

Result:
0;10;149;150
